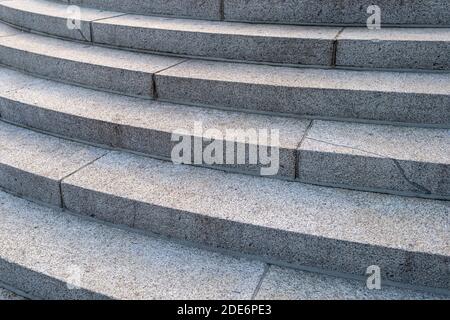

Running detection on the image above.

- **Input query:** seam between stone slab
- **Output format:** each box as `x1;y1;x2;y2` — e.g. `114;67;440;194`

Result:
294;120;314;179
58;152;110;208
250;264;270;300
301;137;437;195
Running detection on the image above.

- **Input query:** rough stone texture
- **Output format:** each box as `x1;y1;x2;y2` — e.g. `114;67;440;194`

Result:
0;0;121;41
298;121;450;198
0;121;106;206
91;14;340;65
0;190;265;300
62;151;450;290
0;26;184;96
223;0;450;26
156;60;450;126
66;0;222;20
256;266;449;300
337;28;450;70
0;67;309;178
0;287;26;300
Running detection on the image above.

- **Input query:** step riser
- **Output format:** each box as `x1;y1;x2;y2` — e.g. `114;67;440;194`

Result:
61;182;450;290
155;75;450;127
56;0;450;26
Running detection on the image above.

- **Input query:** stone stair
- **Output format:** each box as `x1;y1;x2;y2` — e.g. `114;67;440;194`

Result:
0;0;448;299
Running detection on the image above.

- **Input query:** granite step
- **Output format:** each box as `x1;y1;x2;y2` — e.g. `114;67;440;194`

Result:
56;0;450;26
155;60;450;127
0;120;448;290
1;0;449;70
2;67;449;198
0;190;446;300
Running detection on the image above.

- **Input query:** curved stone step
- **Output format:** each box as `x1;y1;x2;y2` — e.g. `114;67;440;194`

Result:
1;190;446;299
155;60;450;127
1;0;449;70
0;121;448;290
2;67;449;199
56;0;450;26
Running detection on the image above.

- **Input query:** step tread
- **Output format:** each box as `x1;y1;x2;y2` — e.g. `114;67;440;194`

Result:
1;189;445;299
92;11;341;39
61;151;450;259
